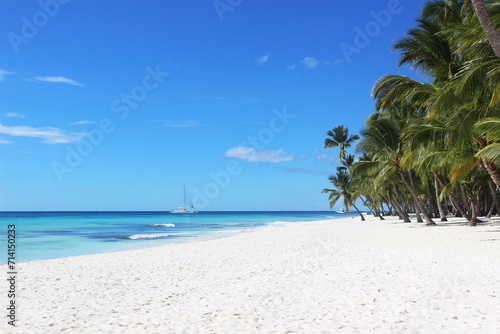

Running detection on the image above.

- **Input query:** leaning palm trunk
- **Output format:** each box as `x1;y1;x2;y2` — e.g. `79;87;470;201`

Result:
366;195;385;220
350;202;365;221
359;195;381;220
482;162;500;215
414;204;423;222
487;199;495;218
392;197;411;222
465;185;479;227
449;193;471;220
398;170;436;225
435;175;469;219
471;0;500;57
434;174;447;221
390;200;401;219
379;203;388;216
482;159;500;190
427;180;439;218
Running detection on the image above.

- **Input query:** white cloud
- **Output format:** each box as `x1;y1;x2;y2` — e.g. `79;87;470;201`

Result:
301;57;319;69
6;112;25;118
287;64;297;70
0;124;85;144
71;120;95;125
0;70;14;81
316;154;334;162
256;54;270;66
32;76;84;86
224;146;293;163
0;139;13;144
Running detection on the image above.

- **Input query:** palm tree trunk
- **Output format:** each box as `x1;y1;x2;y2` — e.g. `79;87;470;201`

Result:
434;174;447;221
486;179;500;215
386;203;395;215
366;195;384;220
392;197;411;222
465;185;479;227
380;203;388;216
487;198;495;218
471;0;500;57
460;184;471;215
435;174;471;220
414;204;423;223
391;200;402;220
482;159;500;189
351;202;365;221
359;196;372;214
399;169;435;225
427;180;439;218
480;160;500;215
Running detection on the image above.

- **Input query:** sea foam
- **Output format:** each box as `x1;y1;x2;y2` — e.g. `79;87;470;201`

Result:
148;223;176;227
125;233;171;240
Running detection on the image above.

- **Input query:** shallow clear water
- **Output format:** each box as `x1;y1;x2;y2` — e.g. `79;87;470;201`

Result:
0;211;358;263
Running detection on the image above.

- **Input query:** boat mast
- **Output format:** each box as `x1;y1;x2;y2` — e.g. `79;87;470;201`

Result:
183;183;187;209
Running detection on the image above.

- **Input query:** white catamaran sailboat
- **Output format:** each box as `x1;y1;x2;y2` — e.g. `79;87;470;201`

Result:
170;184;198;214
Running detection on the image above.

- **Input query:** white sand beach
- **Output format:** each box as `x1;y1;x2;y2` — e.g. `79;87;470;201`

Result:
3;215;500;333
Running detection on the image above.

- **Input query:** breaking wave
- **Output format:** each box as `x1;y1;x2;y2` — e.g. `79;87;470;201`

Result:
147;223;176;228
123;233;171;240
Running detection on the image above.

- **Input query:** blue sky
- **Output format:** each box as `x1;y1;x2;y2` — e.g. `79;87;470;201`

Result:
0;0;426;211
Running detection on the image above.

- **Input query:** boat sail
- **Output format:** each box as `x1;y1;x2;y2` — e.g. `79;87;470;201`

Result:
170;184;198;214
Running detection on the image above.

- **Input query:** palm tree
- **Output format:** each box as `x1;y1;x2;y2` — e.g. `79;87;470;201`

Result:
324;125;359;165
322;170;365;221
337;154;355;172
471;0;500;57
355;110;436;225
324;0;500;225
370;0;500;226
351;153;406;221
475;117;500;171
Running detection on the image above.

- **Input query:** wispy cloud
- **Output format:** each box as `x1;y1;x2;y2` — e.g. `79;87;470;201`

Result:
32;76;84;86
256;54;270;66
159;120;207;128
0;124;85;144
287;64;297;70
0;139;13;144
71;120;95;125
6;112;25;118
0;70;14;81
225;146;293;163
301;57;319;69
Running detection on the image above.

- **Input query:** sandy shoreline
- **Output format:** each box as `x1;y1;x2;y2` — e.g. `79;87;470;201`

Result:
2;215;500;333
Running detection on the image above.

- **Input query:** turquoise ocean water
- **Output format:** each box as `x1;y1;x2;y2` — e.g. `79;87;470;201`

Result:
0;211;358;264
